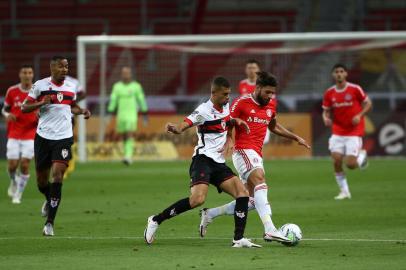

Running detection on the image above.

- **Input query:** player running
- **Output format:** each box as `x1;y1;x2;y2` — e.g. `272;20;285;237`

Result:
22;56;91;236
322;63;372;200
107;66;148;165
2;65;38;204
144;77;261;248
200;72;310;243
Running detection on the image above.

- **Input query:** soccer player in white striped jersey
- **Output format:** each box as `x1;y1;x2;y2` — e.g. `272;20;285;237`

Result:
22;56;91;236
144;77;261;248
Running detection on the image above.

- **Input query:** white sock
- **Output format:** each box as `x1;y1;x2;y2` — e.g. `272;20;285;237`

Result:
356;151;366;167
335;172;350;193
16;174;29;194
207;197;256;219
254;183;276;232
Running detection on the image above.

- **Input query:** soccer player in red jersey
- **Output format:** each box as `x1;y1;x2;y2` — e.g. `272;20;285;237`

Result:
238;59;260;96
200;72;310;243
2;65;38;204
238;59;273;144
322;64;372;200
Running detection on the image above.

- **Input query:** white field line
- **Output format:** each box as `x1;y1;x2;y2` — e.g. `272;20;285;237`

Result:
0;236;404;242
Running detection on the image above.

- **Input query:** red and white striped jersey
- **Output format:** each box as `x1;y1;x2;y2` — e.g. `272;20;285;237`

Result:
26;77;77;140
184;99;231;163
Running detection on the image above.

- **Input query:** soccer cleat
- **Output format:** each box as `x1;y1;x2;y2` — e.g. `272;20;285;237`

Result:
264;229;292;244
41;201;49;217
12;192;22;204
359;149;369;170
232;238;262;248
334;191;352;200
199;208;213;238
7;181;17;198
144;216;159;244
43;223;54;236
122;158;132;166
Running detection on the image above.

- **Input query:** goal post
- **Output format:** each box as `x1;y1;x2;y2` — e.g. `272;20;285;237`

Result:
77;31;406;161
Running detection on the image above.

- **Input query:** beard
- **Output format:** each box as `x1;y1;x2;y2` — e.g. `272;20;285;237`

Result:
257;95;270;106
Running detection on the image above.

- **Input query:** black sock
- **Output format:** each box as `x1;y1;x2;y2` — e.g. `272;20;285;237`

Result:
233;197;249;241
38;183;50;201
46;183;62;225
152;198;192;225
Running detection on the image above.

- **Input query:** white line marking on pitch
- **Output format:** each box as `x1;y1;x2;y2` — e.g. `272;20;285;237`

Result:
0;236;404;242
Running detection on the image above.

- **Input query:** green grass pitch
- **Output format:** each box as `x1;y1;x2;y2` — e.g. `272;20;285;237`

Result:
0;159;405;269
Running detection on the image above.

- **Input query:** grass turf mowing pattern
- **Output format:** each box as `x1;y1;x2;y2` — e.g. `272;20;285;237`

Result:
0;159;405;270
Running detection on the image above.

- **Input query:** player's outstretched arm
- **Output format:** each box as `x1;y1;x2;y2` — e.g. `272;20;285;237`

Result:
269;119;311;149
71;103;91;119
166;121;191;135
230;118;250;134
21;95;51;113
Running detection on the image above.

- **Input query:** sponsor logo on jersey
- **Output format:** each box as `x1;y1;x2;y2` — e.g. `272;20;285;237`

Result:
247;116;270;125
250;109;256;114
345;94;352;101
333;101;353;108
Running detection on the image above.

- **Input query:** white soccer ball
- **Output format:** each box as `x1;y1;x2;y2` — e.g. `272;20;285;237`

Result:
279;223;302;246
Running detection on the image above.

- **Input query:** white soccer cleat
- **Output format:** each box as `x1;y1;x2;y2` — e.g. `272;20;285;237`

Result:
232;238;262;248
7;182;17;198
43;223;54;236
12;192;22;204
41;201;49;217
264;229;292;244
334;191;352;200
199;208;213;238
358;149;369;170
144;216;159;244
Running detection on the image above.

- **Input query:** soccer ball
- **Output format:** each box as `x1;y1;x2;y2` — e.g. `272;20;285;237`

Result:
279;223;302;246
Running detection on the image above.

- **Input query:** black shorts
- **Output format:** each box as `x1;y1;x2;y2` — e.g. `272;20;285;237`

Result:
34;134;73;170
189;154;236;193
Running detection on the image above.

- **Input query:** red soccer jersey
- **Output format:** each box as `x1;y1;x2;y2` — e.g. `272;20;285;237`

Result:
4;84;38;140
322;82;368;136
238;79;256;95
231;94;277;156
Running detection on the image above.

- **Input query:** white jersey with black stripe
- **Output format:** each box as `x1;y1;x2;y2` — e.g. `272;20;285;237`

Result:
26;77;77;140
184;100;230;163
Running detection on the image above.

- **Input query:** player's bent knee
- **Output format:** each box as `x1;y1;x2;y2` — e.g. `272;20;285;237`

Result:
189;193;206;208
346;162;358;170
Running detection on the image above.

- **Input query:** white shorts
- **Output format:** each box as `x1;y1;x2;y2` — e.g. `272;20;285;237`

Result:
232;149;264;183
6;139;35;160
328;135;363;156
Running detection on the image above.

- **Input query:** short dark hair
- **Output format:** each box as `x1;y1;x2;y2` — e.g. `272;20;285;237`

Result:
256;71;278;87
246;59;260;67
332;63;347;71
51;55;67;63
212;76;230;89
20;64;34;70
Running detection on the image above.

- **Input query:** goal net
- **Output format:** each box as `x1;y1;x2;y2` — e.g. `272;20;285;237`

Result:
76;31;406;161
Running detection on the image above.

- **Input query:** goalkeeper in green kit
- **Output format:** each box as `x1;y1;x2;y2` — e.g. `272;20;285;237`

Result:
108;66;148;165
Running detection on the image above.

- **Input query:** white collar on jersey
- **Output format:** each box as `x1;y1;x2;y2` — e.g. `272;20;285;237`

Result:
334;82;348;93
